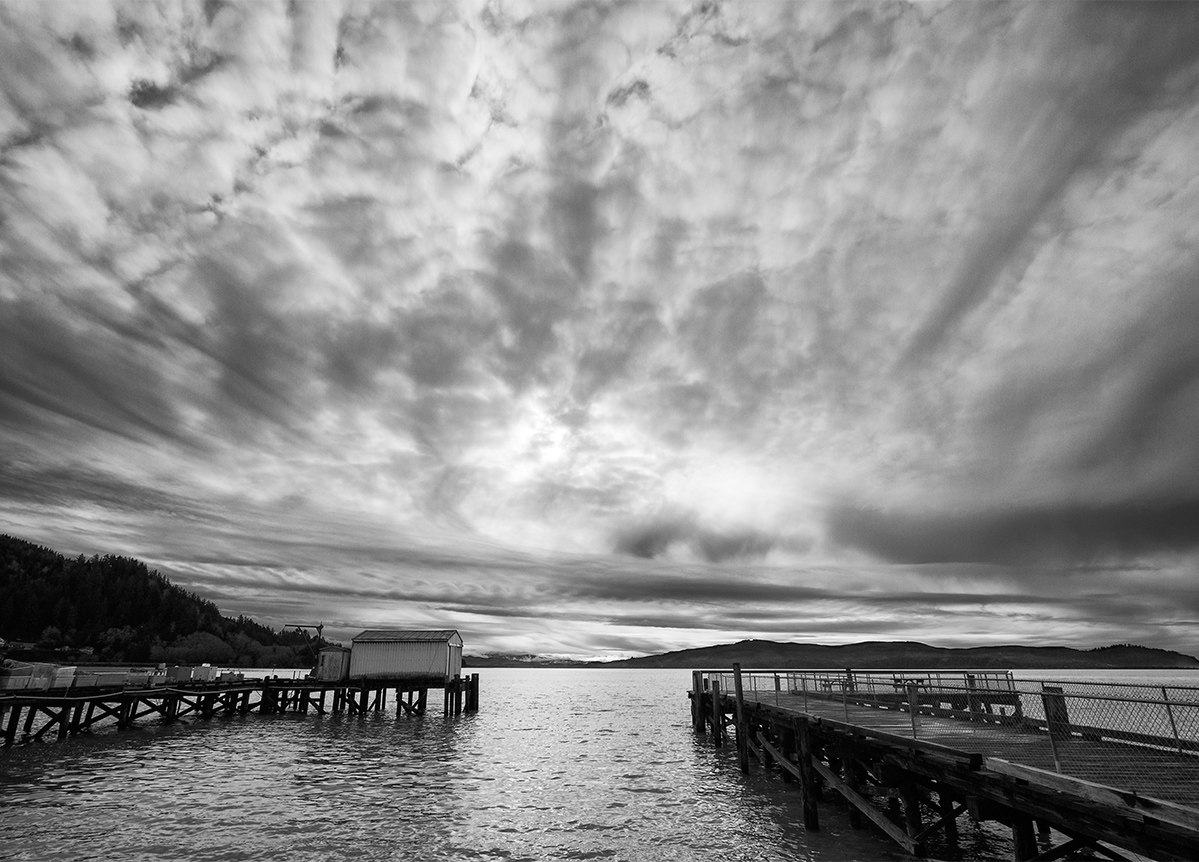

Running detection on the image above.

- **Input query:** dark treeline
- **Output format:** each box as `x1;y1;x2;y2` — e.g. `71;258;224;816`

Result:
1;534;325;666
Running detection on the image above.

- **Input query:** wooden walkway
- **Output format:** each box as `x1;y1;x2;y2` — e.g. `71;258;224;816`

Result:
752;689;1199;808
691;668;1199;861
1;674;480;746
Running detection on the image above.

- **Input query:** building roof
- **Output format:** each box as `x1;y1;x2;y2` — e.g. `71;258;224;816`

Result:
351;629;462;644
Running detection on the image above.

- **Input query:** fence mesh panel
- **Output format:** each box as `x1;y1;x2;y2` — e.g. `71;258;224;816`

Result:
701;669;1199;806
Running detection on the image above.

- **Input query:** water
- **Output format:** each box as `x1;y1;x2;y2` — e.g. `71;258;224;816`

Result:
2;668;1194;861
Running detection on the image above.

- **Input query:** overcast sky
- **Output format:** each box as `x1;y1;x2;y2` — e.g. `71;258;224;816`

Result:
3;0;1199;659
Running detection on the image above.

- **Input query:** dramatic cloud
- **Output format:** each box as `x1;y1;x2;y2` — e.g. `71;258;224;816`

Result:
3;0;1199;658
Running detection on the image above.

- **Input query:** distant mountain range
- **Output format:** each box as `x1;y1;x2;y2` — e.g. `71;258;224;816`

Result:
465;639;1199;670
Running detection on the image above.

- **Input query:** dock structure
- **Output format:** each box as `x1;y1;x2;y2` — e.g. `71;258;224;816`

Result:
1;672;480;747
690;666;1199;861
2;628;480;747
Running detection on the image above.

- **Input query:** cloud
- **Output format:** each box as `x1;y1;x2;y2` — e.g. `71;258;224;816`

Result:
3;0;1199;658
828;499;1199;565
904;1;1199;360
612;509;776;562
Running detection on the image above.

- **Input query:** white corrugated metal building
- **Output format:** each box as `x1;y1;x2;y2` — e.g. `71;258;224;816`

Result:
348;630;463;681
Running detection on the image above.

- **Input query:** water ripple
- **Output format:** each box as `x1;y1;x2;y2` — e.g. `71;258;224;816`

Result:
2;669;1008;860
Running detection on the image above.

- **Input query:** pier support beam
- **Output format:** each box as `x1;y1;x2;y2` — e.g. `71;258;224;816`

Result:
797;718;820;830
733;664;749;774
711;679;723;746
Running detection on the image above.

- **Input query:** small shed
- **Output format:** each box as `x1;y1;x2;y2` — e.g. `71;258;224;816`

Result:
349;630;463;681
315;645;351;681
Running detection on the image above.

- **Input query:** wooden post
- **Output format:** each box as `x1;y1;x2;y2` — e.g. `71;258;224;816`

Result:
417;687;428;714
843;745;863;829
1041;686;1070;739
69;701;85;735
1041;686;1068;772
906;682;921;737
939;789;959;845
1012;812;1038;861
900;779;924;854
797;718;819;831
5;704;21;745
1163;688;1183;753
118;695;134;729
710;679;723;747
733;663;749;774
780;723;797;784
56;705;71;741
692;672;703;730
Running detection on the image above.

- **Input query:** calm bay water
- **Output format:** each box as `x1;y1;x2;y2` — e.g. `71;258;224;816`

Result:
3;668;1196;861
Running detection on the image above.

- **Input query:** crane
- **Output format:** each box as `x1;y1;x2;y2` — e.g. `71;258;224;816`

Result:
286;623;325;665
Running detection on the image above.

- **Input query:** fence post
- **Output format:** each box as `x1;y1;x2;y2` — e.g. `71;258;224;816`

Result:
906;682;921;737
1040;685;1068;772
1163;687;1183;754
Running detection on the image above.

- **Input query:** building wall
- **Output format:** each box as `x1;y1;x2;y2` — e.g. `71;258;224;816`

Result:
316;649;351;681
349;641;453;679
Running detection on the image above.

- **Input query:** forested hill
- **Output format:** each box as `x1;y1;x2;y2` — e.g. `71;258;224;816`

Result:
0;534;320;666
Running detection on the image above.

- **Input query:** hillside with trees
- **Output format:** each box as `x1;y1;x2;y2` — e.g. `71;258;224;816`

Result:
0;534;324;666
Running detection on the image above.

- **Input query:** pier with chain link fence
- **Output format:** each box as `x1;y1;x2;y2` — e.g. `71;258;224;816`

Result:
692;667;1199;860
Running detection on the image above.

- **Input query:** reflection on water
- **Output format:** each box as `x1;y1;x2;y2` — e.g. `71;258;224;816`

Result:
5;667;1155;861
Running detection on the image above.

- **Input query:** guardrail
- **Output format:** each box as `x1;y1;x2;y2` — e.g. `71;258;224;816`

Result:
698;668;1199;799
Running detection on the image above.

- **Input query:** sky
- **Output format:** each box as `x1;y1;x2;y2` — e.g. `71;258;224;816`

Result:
3;0;1199;660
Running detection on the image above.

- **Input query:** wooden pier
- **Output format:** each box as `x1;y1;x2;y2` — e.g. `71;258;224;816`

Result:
690;666;1199;861
1;673;480;746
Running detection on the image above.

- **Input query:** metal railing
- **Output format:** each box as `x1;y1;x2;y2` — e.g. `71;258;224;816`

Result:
697;668;1199;804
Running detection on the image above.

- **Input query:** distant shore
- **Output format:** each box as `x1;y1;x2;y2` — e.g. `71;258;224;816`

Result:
464;639;1199;670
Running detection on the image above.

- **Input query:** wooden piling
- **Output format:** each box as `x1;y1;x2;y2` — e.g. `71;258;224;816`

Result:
1011;812;1038;861
710;679;722;747
797;718;820;830
4;704;20;745
733;663;750;774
